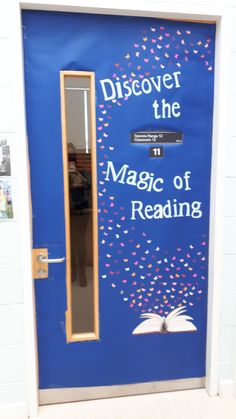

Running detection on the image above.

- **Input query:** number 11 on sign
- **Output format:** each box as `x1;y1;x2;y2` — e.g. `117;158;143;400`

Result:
149;146;164;158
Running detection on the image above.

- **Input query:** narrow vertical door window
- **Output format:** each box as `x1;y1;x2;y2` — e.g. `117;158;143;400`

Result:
60;72;99;342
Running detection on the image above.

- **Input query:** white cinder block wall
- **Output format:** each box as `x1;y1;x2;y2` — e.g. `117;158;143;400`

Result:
0;1;236;418
220;13;236;395
0;4;28;419
0;2;37;418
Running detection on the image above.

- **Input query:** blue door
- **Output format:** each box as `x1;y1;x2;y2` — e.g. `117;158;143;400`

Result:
23;10;215;400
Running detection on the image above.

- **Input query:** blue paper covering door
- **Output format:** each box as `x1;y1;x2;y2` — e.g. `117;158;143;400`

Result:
23;11;215;391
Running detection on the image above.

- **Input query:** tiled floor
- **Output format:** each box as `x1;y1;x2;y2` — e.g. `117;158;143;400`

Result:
36;390;236;419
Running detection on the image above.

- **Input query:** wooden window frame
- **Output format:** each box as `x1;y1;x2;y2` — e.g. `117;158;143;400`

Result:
60;70;99;342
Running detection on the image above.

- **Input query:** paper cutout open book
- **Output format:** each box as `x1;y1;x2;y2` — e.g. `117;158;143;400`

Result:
132;306;197;335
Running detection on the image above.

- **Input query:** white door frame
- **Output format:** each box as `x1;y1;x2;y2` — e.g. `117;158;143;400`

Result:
15;1;229;417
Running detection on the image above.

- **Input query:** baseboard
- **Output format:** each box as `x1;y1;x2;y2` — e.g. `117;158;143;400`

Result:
0;403;28;419
218;380;236;397
39;377;205;404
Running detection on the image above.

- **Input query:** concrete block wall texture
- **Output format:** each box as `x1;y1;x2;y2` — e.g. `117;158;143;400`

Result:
0;3;28;416
219;14;236;395
0;0;235;416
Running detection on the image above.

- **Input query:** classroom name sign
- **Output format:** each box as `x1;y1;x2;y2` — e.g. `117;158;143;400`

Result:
105;161;202;221
130;131;183;144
